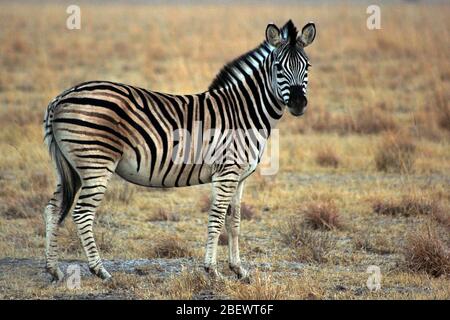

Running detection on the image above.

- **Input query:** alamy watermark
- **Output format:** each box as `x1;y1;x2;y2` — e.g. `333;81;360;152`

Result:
366;265;382;291
366;5;381;30
171;124;280;176
66;5;81;30
66;264;81;289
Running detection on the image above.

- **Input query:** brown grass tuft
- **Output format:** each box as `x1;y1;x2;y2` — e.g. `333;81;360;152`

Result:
432;210;450;231
353;108;398;134
299;106;397;135
433;85;450;132
404;227;450;277
315;147;340;168
281;218;334;263
1;193;47;219
150;235;193;258
164;270;211;299
302;201;343;230
147;208;180;222
372;196;443;217
375;132;416;173
227;270;286;300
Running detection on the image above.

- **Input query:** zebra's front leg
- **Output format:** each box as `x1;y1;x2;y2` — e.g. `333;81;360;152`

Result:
204;175;240;279
225;181;249;282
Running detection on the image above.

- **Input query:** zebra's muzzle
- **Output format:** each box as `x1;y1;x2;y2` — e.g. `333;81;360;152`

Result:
287;85;307;116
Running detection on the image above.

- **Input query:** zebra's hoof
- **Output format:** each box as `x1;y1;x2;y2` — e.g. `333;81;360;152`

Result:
90;266;112;281
204;266;223;281
46;266;64;284
98;268;112;281
238;271;251;284
229;264;250;283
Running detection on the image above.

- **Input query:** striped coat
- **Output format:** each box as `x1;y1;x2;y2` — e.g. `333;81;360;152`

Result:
43;20;316;282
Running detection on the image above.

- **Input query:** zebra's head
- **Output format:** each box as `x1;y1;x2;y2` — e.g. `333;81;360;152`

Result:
266;20;316;117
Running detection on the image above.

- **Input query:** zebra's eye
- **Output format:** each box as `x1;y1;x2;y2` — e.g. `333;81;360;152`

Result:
276;63;283;72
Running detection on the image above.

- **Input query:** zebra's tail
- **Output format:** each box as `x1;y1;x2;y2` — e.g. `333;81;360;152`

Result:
44;99;81;225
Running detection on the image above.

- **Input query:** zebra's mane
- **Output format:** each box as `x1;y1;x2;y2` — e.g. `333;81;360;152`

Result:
208;42;272;90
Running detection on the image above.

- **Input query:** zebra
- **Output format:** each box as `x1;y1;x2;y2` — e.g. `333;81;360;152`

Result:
43;20;316;282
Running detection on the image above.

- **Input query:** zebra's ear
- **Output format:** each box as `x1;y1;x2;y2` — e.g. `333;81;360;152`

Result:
298;22;316;47
266;23;282;48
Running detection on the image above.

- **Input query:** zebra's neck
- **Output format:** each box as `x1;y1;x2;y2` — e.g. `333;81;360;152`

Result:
207;42;285;131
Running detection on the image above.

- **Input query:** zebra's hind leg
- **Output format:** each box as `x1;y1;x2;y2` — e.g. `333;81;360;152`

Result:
44;186;65;283
225;181;250;282
73;171;114;281
204;173;240;279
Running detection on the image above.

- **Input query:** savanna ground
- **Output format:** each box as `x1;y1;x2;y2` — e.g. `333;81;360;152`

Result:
0;1;449;299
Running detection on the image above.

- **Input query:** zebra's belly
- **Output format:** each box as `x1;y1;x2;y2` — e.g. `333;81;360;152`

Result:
115;156;213;188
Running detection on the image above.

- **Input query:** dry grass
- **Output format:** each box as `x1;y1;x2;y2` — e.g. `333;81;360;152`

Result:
374;132;416;173
315;147;340;168
372;196;443;217
147;209;180;222
352;108;398;135
432;211;450;231
150;235;193;259
301;201;343;231
164;270;211;299
226;270;286;300
281;218;334;263
404;227;450;277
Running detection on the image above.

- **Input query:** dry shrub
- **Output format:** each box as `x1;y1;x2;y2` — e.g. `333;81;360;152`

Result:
413;85;449;140
432;210;450;231
150;235;192;258
352;108;397;134
404;227;450;277
302;201;343;230
433;85;450;132
306;109;353;134
281;218;334;263
375;132;416;173
353;233;395;255
372;196;443;217
227;270;285;300
0;107;43;127
29;171;50;189
300;105;396;135
1;193;47;219
165;270;211;299
105;273;146;293
413;109;443;141
147;208;180;222
315;147;340;168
